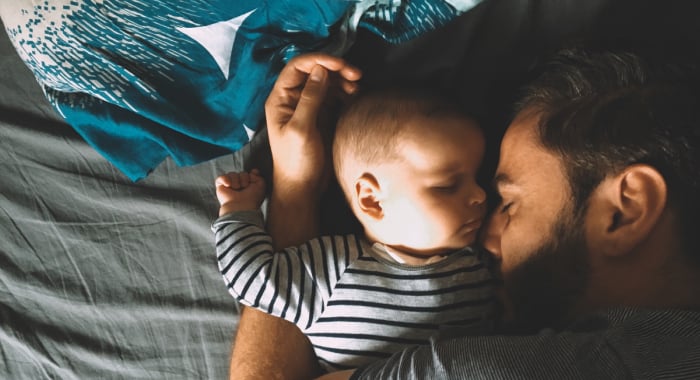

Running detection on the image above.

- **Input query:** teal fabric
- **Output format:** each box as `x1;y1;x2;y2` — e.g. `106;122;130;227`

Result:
2;0;478;181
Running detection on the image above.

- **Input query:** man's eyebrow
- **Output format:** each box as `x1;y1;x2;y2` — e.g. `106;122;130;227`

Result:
492;173;514;190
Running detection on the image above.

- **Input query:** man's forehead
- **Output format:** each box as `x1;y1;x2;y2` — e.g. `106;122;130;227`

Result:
495;110;547;189
503;109;541;144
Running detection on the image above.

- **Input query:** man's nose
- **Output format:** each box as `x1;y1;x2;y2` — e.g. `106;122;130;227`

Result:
479;212;502;259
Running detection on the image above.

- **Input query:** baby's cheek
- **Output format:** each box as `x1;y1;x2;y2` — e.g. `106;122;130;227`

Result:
439;204;467;228
407;218;444;248
422;210;458;243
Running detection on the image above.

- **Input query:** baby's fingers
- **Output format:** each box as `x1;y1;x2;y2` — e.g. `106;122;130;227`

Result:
215;174;232;188
239;172;251;188
217;172;243;190
249;169;264;182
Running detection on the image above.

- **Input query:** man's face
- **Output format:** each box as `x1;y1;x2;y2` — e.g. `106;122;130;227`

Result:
482;110;591;331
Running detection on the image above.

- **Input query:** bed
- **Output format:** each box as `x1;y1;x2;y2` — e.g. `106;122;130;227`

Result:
0;17;251;379
2;1;699;379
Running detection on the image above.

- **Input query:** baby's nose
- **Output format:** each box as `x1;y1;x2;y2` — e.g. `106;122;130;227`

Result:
468;185;487;206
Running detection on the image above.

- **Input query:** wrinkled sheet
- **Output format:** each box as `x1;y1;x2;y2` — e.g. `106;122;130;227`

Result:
0;18;274;378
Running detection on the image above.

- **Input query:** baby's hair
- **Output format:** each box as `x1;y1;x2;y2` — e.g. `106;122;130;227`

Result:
333;86;471;194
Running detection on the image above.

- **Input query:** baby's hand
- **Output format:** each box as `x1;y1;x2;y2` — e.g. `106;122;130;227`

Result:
215;169;266;216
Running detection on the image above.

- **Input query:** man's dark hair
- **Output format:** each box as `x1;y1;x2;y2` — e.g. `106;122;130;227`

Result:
518;48;700;261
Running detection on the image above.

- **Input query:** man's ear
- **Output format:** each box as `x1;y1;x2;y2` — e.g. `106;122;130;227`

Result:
587;164;667;257
354;173;383;220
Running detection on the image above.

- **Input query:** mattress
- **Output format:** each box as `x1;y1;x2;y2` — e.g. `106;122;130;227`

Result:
0;18;262;378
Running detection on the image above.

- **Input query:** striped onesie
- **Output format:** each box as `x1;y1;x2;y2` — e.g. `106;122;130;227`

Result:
213;210;495;371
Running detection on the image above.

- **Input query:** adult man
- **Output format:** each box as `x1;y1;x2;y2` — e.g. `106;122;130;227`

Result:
231;49;700;379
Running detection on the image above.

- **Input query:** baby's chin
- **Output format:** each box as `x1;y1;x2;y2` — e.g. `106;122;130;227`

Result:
453;228;480;247
376;228;479;255
415;227;480;251
392;238;476;257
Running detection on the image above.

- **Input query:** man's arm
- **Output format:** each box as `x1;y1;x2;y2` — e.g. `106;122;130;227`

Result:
228;187;323;379
228;54;361;380
334;328;627;380
231;307;320;380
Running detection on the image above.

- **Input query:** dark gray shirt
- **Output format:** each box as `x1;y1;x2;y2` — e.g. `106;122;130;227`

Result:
351;307;700;379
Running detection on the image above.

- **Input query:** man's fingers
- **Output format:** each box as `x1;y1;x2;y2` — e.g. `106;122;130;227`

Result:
275;54;361;91
340;78;360;95
337;65;362;83
268;75;356;124
309;65;326;82
289;65;329;128
266;54;362;132
273;55;338;93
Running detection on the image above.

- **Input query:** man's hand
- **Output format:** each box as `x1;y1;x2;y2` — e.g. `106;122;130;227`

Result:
215;169;266;216
265;53;362;196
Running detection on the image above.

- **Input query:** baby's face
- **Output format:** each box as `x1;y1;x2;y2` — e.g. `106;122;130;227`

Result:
375;115;487;254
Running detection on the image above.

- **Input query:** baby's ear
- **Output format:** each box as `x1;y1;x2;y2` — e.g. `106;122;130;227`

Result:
355;173;383;220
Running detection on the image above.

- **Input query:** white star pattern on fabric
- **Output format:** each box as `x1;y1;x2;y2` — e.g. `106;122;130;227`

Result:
444;0;482;11
243;124;255;140
176;9;256;80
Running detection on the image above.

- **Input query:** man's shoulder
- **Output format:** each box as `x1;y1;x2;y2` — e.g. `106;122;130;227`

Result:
602;307;700;329
580;307;700;378
568;307;700;335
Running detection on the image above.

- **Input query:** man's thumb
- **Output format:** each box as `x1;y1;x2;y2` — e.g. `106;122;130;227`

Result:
290;65;329;127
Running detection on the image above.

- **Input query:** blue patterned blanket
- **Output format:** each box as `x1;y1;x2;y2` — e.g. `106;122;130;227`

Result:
2;0;481;180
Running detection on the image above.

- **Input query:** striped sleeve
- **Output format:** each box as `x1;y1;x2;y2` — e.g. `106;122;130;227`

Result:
212;210;357;330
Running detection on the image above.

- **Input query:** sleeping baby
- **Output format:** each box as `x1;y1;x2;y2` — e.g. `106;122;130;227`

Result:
212;88;495;372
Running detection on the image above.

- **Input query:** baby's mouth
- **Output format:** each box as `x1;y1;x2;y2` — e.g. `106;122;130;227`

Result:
462;218;482;232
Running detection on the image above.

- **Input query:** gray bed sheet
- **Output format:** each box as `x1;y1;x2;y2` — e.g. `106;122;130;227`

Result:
0;19;270;379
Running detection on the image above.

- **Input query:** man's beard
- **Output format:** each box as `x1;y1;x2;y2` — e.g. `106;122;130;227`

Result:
500;206;591;334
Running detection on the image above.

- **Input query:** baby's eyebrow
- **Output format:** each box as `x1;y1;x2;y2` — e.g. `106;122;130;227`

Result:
433;161;462;175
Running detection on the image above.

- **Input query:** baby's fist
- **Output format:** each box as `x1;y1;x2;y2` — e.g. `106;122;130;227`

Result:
215;169;266;216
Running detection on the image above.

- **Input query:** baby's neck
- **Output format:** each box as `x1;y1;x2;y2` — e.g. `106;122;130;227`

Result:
364;230;450;265
378;243;448;266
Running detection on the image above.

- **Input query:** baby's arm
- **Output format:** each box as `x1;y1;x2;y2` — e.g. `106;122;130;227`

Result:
215;169;266;216
212;210;353;330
